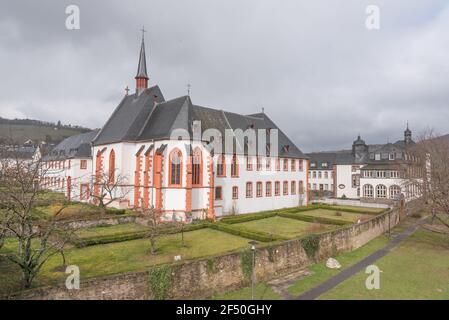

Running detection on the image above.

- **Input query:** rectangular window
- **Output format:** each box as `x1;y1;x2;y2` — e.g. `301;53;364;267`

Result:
232;186;238;199
291;181;296;194
291;159;296;171
283;181;288;195
266;158;271;171
318;171;322;179
80;184;90;200
283;159;288;171
215;186;222;200
298;180;304;194
80;160;87;169
246;182;253;198
256;182;263;197
276;158;280;171
257;157;262;171
216;155;225;177
275;181;280;196
246;156;253;171
266;182;272;197
231;154;239;177
298;160;303;171
313;171;317;178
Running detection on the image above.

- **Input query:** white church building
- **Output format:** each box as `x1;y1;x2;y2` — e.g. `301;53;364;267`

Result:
47;34;310;221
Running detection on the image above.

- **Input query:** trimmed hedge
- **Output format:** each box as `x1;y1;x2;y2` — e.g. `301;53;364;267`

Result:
72;221;210;247
220;211;277;224
278;212;351;226
312;203;386;215
209;222;286;242
73;230;149;247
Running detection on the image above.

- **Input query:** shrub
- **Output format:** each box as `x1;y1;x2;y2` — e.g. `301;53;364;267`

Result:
335;211;342;217
220;211;277;224
278;212;350;226
209;222;284;242
300;234;320;259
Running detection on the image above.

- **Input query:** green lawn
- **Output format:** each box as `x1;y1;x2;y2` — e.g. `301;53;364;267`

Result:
212;283;280;300
74;223;149;239
319;229;449;300
287;235;390;297
233;216;337;239
296;209;373;223
0;228;250;295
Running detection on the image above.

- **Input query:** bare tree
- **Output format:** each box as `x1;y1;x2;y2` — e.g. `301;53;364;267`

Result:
91;171;130;214
410;130;449;229
140;205;164;255
0;149;71;289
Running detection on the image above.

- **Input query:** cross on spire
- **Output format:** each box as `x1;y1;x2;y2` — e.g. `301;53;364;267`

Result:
187;83;191;96
140;26;146;40
125;86;130;95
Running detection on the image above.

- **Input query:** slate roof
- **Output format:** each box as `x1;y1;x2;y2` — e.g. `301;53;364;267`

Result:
93;86;164;145
44;130;99;160
94;88;306;158
0;145;37;160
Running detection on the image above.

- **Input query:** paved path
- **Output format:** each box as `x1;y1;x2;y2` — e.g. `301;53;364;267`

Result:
295;217;427;300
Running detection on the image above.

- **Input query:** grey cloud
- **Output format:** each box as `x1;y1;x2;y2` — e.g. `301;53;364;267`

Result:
0;0;448;152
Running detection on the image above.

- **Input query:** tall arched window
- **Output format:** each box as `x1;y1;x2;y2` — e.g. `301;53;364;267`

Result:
109;149;115;183
169;149;182;186
376;185;387;198
231;154;239;177
217;154;226;177
363;184;373;198
389;185;401;199
192;148;202;186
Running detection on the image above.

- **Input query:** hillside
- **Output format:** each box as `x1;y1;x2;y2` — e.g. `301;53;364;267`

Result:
0;117;92;145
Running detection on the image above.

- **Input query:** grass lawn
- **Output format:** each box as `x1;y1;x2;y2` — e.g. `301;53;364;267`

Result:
319;228;449;300
295;209;374;223
212;283;280;300
233;216;337;239
287;235;390;297
74;223;149;239
0;228;250;296
34;202;102;220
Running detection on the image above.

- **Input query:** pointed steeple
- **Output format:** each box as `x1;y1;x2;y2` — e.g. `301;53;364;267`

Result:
135;27;149;93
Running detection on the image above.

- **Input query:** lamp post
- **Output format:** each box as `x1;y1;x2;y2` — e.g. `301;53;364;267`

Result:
248;240;257;300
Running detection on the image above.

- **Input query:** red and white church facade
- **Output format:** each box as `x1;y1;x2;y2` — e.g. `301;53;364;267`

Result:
45;35;310;221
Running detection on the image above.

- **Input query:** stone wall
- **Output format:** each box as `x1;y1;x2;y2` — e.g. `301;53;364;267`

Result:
57;215;150;230
12;209;400;300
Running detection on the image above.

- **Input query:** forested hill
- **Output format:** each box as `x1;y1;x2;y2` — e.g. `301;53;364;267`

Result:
0;117;92;145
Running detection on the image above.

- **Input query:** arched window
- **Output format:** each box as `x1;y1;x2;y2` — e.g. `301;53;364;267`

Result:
376;185;387;198
389;185;401;199
217;154;226;177
363;184;373;198
109;149;115;183
231;154;239;177
192;148;202;186
169;149;182;186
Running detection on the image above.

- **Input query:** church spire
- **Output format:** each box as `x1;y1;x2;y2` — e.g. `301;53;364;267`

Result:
135;27;149;93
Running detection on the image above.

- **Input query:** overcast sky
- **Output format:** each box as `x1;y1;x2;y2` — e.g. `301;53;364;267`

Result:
0;0;448;152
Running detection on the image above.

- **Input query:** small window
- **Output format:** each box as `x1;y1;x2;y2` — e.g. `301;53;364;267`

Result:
298;160;303;171
283;181;288;195
246;182;253;198
276;158;281;171
232;186;238;199
283;159;288;171
266;158;271;171
80;159;87;169
310;162;316;168
389;153;395;160
256;182;263;197
215;186;223;200
291;181;296;194
375;153;381;161
322;162;328;168
291;159;296;171
257;157;262;171
246;156;253;171
275;181;280;196
266;182;272;197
